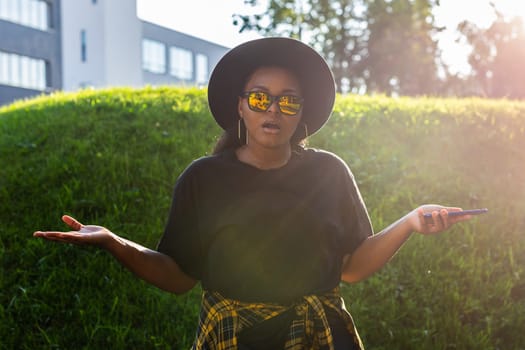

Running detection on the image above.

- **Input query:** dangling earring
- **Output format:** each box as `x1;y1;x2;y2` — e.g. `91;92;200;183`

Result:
303;123;309;139
238;118;249;145
238;119;242;140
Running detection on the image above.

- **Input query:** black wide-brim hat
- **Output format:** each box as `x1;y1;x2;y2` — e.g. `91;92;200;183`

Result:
208;37;336;136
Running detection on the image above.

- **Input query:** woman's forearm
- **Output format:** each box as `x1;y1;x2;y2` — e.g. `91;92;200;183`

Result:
341;214;413;283
105;235;197;294
341;205;470;283
34;216;197;293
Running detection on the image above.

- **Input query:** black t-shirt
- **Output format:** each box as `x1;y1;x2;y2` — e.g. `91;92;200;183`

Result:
157;148;373;303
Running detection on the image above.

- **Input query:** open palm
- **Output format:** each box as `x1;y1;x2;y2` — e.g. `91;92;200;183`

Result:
33;215;113;247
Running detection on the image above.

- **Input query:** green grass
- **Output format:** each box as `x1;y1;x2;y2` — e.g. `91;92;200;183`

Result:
1;87;525;349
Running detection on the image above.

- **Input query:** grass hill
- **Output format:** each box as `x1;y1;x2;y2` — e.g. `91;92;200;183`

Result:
1;87;524;349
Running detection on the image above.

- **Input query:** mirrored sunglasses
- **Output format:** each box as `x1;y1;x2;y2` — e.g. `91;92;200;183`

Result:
241;91;304;116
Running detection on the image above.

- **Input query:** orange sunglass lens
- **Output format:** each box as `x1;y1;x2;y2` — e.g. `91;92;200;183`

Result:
278;96;302;115
248;92;271;111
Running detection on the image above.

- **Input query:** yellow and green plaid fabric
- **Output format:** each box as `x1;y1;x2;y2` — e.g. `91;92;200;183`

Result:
192;287;364;350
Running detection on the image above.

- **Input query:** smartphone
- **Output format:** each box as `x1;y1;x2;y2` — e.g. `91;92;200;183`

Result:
423;208;488;219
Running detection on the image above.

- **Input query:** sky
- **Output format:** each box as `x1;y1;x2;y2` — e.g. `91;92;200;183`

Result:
136;0;525;75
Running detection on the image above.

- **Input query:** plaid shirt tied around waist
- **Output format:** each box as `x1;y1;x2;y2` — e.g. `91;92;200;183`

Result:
192;287;364;350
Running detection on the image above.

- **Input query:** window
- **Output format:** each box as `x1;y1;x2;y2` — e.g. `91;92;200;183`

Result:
142;39;166;74
196;54;208;84
169;46;193;80
80;30;87;62
9;53;20;86
0;51;47;90
0;0;48;30
0;52;8;83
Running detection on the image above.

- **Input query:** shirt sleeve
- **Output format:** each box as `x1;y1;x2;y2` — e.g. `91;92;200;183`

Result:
156;162;203;280
337;156;374;255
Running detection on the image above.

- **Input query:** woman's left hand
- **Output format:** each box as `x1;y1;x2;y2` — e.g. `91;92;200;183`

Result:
341;204;474;283
409;205;472;235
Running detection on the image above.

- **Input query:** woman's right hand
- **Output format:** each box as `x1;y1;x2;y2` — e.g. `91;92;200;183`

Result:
34;215;197;294
34;215;114;248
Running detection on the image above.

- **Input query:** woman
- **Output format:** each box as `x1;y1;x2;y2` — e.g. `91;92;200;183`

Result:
34;38;472;349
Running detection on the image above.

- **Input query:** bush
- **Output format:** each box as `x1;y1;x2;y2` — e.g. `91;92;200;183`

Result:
1;88;524;349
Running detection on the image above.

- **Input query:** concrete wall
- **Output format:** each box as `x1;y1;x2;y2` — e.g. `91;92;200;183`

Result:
103;0;142;87
61;0;106;90
0;85;43;105
61;0;142;90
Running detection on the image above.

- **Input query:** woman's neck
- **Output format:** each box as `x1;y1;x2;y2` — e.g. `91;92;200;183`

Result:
235;144;292;170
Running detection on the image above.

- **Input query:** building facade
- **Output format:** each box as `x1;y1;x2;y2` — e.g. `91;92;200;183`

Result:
142;21;228;88
0;0;229;106
0;0;62;105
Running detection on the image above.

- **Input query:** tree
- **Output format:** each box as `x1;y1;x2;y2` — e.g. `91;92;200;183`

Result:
233;0;307;38
234;0;370;93
234;0;444;96
458;10;525;99
364;0;442;96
